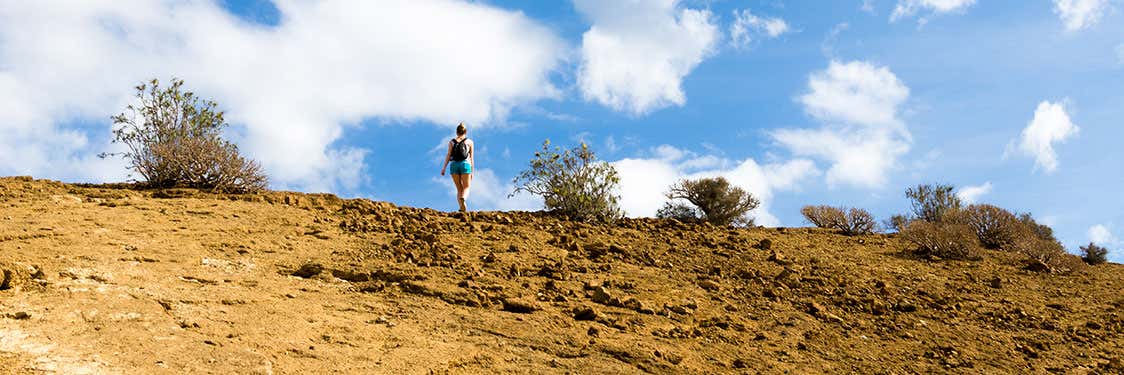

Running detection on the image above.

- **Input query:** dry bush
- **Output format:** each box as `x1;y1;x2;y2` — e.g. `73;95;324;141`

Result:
905;183;962;223
801;205;876;236
1005;215;1084;273
1011;234;1085;273
900;221;981;260
951;204;1020;249
1079;242;1109;265
802;205;844;228
103;78;267;193
665;177;759;226
512;140;623;223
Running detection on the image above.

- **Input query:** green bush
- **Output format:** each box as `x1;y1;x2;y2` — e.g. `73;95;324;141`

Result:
102;78;267;193
655;202;701;223
511;140;623;223
664;177;759;226
900;221;981;260
801;205;876;236
905;183;962;223
1079;242;1109;265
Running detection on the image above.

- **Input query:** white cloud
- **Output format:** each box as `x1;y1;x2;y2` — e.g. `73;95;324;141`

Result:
0;0;565;192
862;0;877;14
1053;0;1111;31
890;0;977;23
1088;224;1118;245
612;145;819;226
773;60;912;188
729;9;791;49
1006;101;1079;173
574;0;720;115
957;181;993;204
435;168;541;212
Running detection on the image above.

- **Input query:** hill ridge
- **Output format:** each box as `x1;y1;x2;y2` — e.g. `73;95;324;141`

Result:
0;176;1121;373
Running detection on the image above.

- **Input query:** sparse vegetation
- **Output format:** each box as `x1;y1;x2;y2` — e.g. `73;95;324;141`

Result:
101;78;267;193
900;221;981;260
512;140;623;223
1079;242;1108;265
801;205;876;236
663;177;759;226
905;183;962;223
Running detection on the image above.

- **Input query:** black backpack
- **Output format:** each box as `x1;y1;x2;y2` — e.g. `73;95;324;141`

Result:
451;138;470;161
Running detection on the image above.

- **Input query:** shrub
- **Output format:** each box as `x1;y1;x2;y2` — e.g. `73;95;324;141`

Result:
883;214;910;233
905;183;962;223
665;177;759;226
801;205;876;236
952;204;1020;249
1016;213;1057;243
1080;242;1109;265
511;140;623;223
656;202;701;223
801;205;843;228
102;78;267;193
900;221;980;260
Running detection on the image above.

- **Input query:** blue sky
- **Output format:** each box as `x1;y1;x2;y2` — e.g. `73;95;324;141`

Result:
0;0;1121;261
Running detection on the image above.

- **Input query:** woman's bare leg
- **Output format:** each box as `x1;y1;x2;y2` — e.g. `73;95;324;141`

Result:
451;174;465;211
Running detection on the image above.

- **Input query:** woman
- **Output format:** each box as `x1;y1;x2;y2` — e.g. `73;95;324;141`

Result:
440;122;474;212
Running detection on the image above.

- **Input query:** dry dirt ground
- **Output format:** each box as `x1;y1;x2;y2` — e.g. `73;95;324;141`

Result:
0;176;1121;374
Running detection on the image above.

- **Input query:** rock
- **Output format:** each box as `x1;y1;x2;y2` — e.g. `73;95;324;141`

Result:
697;279;721;291
6;312;30;320
753;239;772;251
291;263;324;278
501;297;540;314
989;277;1002;289
573;306;599;321
732;358;748;368
666;304;692;315
620;297;644;311
591;286;613;305
768;250;791;265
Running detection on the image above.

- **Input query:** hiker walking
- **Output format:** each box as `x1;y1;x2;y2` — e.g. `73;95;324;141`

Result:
440;122;474;212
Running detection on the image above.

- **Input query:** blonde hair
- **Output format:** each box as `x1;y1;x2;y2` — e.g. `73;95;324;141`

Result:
456;122;467;136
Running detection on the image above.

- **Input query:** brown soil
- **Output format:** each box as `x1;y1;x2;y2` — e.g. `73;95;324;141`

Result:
0;176;1121;374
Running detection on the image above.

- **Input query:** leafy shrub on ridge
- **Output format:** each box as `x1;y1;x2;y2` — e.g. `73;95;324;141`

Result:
663;177;759;226
1080;242;1109;265
101;78;267;193
512;140;623;223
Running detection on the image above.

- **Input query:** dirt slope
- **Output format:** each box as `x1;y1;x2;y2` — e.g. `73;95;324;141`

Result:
0;176;1121;374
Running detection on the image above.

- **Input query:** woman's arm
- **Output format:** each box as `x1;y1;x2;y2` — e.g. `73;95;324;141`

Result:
469;140;475;174
440;140;452;175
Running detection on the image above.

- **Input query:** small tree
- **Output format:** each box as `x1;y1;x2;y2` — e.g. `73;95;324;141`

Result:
102;78;267;193
905;183;962;223
665;177;759;226
1080;242;1109;265
511;140;623;222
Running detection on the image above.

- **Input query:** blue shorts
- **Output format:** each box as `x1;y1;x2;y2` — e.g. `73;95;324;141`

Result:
450;161;472;175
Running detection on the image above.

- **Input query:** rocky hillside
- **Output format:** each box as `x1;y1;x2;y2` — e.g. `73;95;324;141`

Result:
0;176;1121;374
